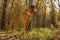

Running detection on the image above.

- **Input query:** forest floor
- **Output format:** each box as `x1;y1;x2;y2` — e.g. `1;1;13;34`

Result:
0;21;60;40
0;27;60;40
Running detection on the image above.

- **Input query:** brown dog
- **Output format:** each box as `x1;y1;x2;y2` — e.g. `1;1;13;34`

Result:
7;5;38;35
18;5;35;34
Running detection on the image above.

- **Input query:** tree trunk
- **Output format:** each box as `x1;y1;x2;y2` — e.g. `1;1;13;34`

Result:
50;0;57;28
1;0;7;30
29;0;33;6
42;0;46;27
11;0;14;10
27;0;33;30
58;0;60;21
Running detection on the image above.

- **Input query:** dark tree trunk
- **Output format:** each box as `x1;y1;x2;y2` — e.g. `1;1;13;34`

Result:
11;0;14;10
29;0;33;6
42;0;46;27
1;0;7;30
27;0;33;30
26;0;28;10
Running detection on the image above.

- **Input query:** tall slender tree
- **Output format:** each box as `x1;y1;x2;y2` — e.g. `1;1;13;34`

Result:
27;0;33;30
50;0;57;28
11;0;14;10
42;0;46;27
1;0;7;30
58;0;60;21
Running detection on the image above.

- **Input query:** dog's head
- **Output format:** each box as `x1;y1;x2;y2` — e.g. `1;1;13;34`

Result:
28;5;39;14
